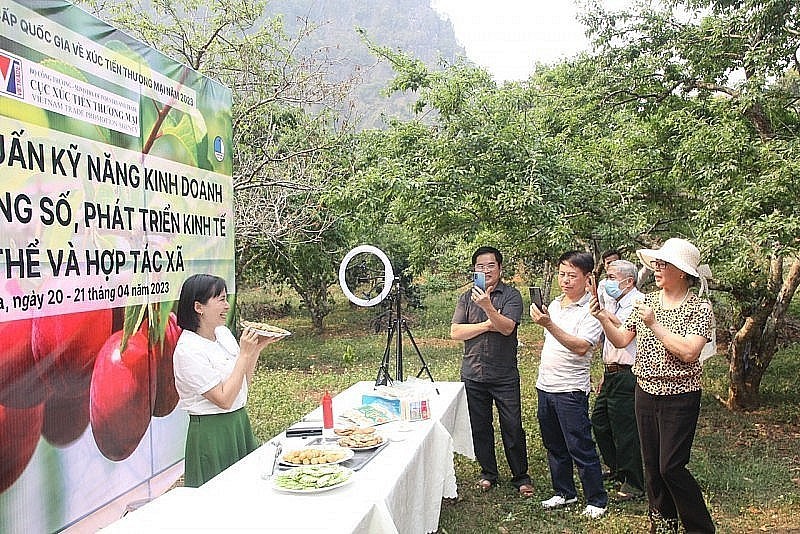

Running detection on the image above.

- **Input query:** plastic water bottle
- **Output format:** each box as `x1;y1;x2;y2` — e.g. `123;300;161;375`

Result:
322;391;333;438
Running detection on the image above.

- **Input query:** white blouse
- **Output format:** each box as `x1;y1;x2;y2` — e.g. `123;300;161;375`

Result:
173;326;247;415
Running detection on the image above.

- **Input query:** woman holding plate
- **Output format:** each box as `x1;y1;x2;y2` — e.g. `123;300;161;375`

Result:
174;274;284;487
590;238;715;533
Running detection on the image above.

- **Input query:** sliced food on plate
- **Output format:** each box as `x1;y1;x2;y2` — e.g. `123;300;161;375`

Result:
337;431;384;450
273;464;354;493
333;426;376;437
240;320;292;337
281;446;353;466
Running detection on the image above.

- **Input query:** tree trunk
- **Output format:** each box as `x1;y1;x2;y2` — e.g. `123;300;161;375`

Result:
725;256;800;410
310;311;325;335
726;328;768;410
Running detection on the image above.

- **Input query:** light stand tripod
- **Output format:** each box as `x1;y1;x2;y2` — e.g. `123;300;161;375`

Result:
375;277;438;393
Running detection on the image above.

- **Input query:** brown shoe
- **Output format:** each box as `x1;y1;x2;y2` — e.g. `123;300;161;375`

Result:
614;486;644;502
476;479;496;491
518;483;535;498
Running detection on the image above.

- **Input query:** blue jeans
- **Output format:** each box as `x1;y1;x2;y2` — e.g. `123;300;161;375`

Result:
537;388;608;508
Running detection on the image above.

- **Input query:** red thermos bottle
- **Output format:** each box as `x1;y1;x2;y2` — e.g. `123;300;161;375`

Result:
322;391;333;434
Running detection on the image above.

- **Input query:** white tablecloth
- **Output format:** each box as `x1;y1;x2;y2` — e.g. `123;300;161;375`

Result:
104;381;474;533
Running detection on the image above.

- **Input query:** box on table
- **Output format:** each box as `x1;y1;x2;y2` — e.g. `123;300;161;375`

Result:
361;389;431;422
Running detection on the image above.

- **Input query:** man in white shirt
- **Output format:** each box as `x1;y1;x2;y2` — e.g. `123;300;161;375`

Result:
530;251;607;519
590;260;645;501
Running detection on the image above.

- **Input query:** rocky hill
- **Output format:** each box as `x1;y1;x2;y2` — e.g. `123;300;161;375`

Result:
265;0;467;128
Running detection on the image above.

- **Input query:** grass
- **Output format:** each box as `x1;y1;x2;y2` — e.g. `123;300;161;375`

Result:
239;284;800;533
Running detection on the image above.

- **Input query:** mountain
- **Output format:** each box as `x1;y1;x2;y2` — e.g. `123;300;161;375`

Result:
265;0;467;128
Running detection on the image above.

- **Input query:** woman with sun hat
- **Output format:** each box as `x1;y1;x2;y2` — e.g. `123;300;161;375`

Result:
590;238;715;533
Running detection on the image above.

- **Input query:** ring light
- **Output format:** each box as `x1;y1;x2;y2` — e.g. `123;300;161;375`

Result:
338;245;394;307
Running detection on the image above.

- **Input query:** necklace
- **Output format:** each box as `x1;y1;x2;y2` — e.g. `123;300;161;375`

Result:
660;288;690;310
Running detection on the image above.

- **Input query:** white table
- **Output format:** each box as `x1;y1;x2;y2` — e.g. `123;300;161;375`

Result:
104;381;474;533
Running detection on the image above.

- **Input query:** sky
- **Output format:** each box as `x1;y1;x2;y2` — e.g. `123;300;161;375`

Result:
431;0;625;82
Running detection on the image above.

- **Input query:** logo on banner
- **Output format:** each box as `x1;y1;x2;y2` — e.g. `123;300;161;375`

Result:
0;52;24;99
213;135;225;161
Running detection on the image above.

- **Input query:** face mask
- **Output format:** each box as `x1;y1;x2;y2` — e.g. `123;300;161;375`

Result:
604;280;624;299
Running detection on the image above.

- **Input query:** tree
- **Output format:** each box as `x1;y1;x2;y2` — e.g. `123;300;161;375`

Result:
348;44;646;294
355;3;800;411
80;0;362;331
581;0;800;409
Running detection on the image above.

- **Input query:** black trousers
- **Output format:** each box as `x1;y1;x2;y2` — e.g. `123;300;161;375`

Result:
463;378;531;488
635;385;715;533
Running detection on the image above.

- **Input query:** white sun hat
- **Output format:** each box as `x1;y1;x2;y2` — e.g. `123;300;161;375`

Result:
637;238;713;296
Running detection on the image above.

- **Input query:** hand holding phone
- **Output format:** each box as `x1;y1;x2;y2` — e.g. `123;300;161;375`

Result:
588;274;598;299
472;271;486;291
529;286;544;311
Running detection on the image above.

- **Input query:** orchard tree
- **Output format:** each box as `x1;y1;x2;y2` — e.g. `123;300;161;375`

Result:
81;0;362;330
581;0;800;409
351;44;651;295
359;2;800;411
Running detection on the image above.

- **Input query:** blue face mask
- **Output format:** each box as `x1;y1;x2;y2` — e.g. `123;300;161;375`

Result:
604;280;624;299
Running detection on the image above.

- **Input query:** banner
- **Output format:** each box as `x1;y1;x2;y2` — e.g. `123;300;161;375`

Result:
0;1;233;531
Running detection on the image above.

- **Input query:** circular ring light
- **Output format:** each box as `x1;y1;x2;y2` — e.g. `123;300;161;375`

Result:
339;245;394;307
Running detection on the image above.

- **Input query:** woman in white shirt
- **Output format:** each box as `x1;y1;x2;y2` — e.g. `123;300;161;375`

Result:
174;274;280;487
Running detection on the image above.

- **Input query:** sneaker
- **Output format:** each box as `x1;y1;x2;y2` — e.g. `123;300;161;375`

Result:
541;495;578;509
581;504;607;519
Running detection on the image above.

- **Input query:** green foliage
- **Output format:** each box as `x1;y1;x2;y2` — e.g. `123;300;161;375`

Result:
344;0;800;406
89;0;800;406
247;284;800;532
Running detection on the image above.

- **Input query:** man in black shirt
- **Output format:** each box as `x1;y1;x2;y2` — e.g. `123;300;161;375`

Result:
451;246;533;496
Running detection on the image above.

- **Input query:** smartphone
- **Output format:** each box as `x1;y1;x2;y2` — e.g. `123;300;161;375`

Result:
529;286;544;310
588;273;598;299
472;271;486;291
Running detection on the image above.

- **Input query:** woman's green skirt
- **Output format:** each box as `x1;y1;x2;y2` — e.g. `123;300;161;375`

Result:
184;407;259;487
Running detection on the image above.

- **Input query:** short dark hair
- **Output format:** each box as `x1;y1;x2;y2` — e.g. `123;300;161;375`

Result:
472;246;503;267
176;274;228;332
601;249;621;261
558;251;594;275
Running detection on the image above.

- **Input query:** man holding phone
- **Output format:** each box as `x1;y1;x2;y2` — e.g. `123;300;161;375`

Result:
451;246;533;497
590;259;645;501
530;251;608;518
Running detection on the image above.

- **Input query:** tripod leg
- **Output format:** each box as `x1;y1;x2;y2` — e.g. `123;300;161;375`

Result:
375;320;395;386
401;320;439;395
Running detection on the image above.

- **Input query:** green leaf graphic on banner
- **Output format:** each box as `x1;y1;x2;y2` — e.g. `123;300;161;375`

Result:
149;132;196;167
150;111;200;166
0;99;48;129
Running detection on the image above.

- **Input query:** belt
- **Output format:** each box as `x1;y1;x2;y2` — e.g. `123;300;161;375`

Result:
604;363;632;374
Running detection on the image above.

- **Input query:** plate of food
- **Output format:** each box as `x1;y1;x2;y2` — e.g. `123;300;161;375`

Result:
335;427;385;450
280;446;354;467
241;320;292;338
272;465;354;494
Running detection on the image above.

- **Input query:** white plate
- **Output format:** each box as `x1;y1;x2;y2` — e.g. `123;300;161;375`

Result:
280;446;354;467
336;434;386;451
241;321;292;337
254;329;292;338
271;466;355;494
